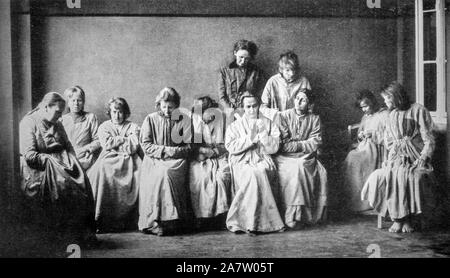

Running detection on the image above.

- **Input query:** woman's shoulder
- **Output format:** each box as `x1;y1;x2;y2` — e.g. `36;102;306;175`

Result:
146;111;161;120
267;73;282;83
84;112;99;121
20;112;38;129
126;120;140;129
98;119;112;129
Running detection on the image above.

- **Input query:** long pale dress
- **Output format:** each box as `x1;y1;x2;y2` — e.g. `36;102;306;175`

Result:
138;111;192;232
189;111;231;219
87;120;141;231
225;114;285;233
343;109;389;212
19;109;95;240
361;103;437;220
260;73;311;120
275;109;328;227
61;112;101;171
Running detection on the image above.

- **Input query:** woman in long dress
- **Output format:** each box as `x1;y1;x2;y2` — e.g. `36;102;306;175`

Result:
260;51;311;120
61;86;101;171
361;82;437;233
87;97;141;232
225;92;285;235
275;91;328;228
189;96;231;230
342;90;388;212
19;92;96;245
139;87;192;236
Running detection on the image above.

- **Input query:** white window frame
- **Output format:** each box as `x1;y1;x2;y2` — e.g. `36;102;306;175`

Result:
415;0;447;127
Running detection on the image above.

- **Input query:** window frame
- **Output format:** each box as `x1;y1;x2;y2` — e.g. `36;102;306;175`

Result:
415;0;447;126
415;0;447;128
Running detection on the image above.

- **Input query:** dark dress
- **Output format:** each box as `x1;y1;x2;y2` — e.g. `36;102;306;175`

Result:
19;109;96;243
218;61;264;109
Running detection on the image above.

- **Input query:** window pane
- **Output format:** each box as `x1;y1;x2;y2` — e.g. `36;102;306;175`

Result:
423;0;436;10
424;63;437;111
423;12;436;61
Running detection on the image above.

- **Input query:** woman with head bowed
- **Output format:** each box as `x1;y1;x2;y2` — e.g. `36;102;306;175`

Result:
87;97;142;232
138;87;192;236
274;90;327;228
361;82;438;233
60;86;101;171
189;96;231;230
19;92;96;245
342;90;389;213
218;39;265;117
225;92;285;235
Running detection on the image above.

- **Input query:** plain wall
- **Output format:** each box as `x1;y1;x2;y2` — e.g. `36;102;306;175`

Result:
32;16;397;130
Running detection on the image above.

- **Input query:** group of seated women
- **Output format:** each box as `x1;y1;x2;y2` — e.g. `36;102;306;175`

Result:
18;39;438;246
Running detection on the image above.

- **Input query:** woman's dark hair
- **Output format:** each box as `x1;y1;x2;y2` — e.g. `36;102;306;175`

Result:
106;97;131;120
233;39;258;59
354;89;379;111
278;51;300;72
239;91;260;107
155;87;181;109
380;81;411;110
191;95;219;114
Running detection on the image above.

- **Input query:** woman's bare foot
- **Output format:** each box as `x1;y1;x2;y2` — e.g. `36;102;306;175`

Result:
402;221;415;233
388;221;403;233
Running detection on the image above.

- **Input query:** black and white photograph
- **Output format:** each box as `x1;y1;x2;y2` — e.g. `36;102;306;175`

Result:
1;0;450;261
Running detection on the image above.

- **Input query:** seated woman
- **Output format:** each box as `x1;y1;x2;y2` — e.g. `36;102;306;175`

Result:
225;92;285;235
87;97;141;232
189;96;231;230
275;90;327;228
139;87;192;236
19;92;95;245
61;86;101;171
343;90;389;213
362;82;437;233
260;51;311;120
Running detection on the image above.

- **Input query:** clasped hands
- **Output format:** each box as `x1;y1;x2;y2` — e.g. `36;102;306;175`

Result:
250;119;268;145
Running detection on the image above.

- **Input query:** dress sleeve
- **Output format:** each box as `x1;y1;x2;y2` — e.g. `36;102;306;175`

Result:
118;123;141;155
163;118;192;159
258;120;280;155
86;114;101;153
20;117;48;170
98;122;125;151
296;116;322;154
417;106;435;160
218;68;231;109
260;79;272;110
225;123;255;155
279;113;303;153
139;116;166;159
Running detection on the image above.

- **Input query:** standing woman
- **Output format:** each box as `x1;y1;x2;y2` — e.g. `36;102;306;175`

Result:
87;97;141;232
260;51;311;120
225;92;285;235
342;90;388;212
139;87;192;236
61;86;101;171
189;96;231;230
19;92;96;244
218;39;265;115
275;91;328;228
362;82;437;233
